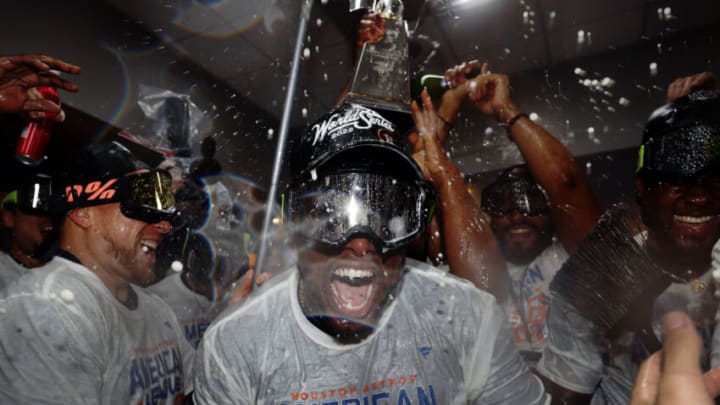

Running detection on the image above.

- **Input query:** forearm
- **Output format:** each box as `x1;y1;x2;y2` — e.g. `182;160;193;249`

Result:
435;89;465;145
500;104;601;252
430;159;509;301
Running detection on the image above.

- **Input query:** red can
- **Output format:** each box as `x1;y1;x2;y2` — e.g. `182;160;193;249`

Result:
15;84;60;166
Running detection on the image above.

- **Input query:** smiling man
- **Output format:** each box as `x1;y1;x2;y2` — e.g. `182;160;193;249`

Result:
194;102;548;404
536;90;720;405
0;173;55;287
0;142;195;404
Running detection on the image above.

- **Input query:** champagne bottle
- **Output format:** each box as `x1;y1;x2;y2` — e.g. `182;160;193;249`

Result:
411;74;452;100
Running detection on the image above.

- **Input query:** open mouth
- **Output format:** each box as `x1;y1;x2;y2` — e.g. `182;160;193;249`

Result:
508;226;532;235
329;267;376;319
673;215;714;224
140;240;158;255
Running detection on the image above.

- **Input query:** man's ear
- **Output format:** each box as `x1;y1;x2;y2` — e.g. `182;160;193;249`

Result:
1;209;14;229
67;207;91;229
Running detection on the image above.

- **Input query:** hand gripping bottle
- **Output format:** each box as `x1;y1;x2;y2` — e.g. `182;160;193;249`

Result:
15;80;60;166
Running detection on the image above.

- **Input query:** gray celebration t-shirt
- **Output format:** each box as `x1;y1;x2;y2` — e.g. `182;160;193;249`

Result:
194;258;548;405
0;251;28;291
0;256;195;404
149;272;228;349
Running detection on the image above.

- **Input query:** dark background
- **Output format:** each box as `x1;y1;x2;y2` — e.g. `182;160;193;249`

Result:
0;0;718;208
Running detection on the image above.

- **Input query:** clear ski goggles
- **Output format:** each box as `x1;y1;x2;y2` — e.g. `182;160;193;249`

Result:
287;171;434;251
637;125;720;181
3;174;53;215
482;179;550;217
119;170;177;224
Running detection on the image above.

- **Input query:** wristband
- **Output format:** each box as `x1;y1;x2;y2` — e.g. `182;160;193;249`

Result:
438;114;454;129
501;112;528;130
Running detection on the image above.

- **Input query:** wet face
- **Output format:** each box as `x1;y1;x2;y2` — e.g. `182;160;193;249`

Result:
2;210;53;267
491;210;554;265
637;169;720;269
92;203;171;286
297;237;405;343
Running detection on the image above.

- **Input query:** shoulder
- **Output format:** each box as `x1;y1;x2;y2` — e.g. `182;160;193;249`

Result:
404;258;497;301
0;253;25;290
146;272;179;295
204;269;294;339
2;257;111;331
537;242;569;265
525;242;569;279
402;258;501;323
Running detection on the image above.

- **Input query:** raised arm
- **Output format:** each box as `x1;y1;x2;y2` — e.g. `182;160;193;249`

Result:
466;69;601;253
411;89;509;301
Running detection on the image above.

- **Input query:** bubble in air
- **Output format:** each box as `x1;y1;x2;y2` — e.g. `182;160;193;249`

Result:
302;108;308;118
663;7;672;19
267;128;275;140
316;18;323;27
601;77;615;88
171;260;183;273
529;112;539;121
587;127;595;135
484;127;494;135
577;30;585;45
619;97;631;107
574;67;587;77
649;62;658;76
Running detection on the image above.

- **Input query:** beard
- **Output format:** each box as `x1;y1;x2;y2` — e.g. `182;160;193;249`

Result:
104;234;158;286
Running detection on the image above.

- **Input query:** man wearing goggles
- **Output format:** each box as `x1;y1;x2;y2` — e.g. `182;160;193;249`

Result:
0;142;194;404
482;166;555;264
194;102;547;404
537;89;720;405
0;173;55;287
425;60;600;368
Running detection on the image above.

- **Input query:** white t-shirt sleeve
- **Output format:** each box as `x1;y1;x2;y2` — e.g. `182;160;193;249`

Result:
467;301;548;404
0;293;105;404
536;295;605;394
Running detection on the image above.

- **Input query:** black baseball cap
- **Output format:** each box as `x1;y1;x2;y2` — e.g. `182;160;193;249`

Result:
637;90;720;181
54;142;176;223
290;102;422;182
287;103;433;250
